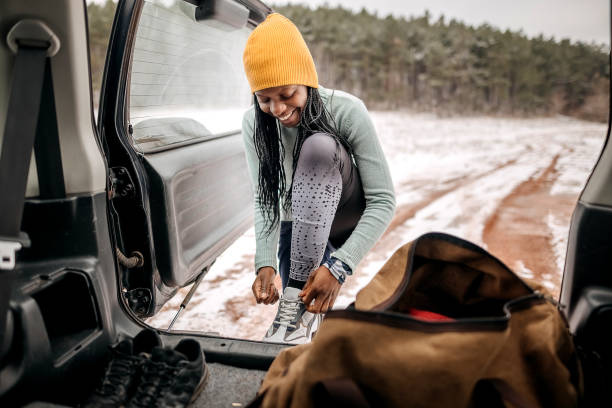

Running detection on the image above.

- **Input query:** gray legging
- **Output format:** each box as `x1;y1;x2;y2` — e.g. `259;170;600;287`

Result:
285;132;365;283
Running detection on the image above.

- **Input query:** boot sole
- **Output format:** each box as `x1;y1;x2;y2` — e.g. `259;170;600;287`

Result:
187;363;210;406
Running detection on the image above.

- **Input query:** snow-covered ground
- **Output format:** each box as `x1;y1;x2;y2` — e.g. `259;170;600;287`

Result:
147;113;606;340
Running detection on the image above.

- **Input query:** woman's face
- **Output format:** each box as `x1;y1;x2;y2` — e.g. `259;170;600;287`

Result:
255;85;308;128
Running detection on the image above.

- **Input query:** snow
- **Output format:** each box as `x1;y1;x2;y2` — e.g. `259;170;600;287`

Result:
147;112;606;340
515;261;535;280
547;212;570;274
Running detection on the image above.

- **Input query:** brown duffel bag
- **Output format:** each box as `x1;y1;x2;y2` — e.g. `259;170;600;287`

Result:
252;232;582;408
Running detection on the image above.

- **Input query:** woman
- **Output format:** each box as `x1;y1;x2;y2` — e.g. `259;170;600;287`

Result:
241;13;395;344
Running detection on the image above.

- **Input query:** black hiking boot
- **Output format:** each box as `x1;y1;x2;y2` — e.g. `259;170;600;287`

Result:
81;329;162;408
160;339;209;408
126;339;209;408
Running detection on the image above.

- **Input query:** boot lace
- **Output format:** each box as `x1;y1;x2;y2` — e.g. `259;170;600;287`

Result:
91;352;139;401
274;297;301;329
128;359;178;407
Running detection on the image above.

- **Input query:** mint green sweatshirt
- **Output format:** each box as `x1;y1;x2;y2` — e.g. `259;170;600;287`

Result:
241;86;396;273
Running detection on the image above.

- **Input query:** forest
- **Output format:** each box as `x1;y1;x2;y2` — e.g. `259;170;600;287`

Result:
87;1;610;121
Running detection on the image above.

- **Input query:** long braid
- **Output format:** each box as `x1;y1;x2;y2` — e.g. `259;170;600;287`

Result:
253;87;354;235
254;95;286;235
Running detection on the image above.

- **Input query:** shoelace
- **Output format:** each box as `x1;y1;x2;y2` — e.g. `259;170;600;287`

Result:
94;353;140;398
129;360;178;407
274;297;301;329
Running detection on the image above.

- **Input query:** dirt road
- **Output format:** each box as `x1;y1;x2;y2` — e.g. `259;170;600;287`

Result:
147;113;606;340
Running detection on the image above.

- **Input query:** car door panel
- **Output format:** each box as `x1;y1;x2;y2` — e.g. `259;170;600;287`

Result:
144;131;253;287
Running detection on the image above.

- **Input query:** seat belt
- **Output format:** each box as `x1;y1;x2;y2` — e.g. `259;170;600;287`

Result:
0;20;60;350
34;59;66;199
0;44;47;248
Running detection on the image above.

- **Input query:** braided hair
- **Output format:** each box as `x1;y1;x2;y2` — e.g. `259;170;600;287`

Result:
253;87;353;235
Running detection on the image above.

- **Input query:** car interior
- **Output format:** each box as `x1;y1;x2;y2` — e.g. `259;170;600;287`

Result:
0;0;611;406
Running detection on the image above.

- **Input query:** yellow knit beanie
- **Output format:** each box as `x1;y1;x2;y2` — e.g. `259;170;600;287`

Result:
243;13;318;93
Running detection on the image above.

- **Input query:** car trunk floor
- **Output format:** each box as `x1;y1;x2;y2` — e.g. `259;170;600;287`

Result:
193;363;266;407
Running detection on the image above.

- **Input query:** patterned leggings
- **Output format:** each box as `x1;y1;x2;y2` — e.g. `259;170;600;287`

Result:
283;132;365;285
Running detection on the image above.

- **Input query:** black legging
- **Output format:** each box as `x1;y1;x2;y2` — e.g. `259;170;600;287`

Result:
282;132;365;284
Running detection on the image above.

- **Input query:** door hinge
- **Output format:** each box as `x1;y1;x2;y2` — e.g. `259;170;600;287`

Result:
109;166;135;200
125;287;152;317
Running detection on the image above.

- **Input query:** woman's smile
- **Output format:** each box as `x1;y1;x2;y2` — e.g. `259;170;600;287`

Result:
278;108;298;123
255;84;308;128
278;109;294;121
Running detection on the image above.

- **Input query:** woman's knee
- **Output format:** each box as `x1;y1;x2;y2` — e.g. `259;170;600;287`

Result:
297;132;338;169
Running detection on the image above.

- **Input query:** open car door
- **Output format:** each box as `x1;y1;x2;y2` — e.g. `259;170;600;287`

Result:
99;0;271;317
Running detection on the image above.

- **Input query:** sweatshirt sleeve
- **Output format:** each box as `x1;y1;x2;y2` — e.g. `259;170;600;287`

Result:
330;98;396;271
241;108;280;273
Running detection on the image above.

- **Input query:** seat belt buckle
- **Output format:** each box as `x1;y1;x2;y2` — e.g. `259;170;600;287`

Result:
0;233;30;270
0;241;22;270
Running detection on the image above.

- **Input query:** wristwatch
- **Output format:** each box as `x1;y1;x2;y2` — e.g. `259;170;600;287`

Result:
324;257;352;284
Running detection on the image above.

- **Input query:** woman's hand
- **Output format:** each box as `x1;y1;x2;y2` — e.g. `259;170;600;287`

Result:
300;266;341;314
252;267;279;305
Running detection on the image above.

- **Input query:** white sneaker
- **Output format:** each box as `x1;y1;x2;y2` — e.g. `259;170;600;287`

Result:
263;286;322;344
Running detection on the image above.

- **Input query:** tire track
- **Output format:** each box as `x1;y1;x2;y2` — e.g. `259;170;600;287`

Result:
482;153;573;297
388;157;519;233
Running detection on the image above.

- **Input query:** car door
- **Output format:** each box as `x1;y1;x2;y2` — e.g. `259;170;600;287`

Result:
99;0;271;316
